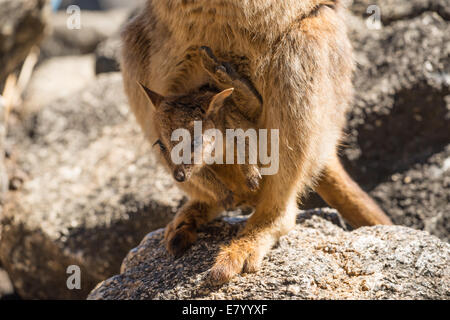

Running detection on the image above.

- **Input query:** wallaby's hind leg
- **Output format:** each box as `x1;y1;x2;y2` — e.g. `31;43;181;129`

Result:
315;155;393;227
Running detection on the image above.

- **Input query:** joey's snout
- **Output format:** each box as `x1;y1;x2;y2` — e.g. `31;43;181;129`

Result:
173;166;192;183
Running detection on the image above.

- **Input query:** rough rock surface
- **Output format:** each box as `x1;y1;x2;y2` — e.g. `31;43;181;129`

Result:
346;12;449;183
351;0;450;24
339;12;450;241
372;146;450;243
22;54;95;113
95;33;121;74
0;0;50;83
88;212;450;300
1;73;185;299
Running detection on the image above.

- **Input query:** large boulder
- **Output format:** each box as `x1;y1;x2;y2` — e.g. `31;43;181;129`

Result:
338;11;450;241
346;12;449;184
95;34;121;74
351;0;450;24
22;54;95;114
88;212;450;300
0;73;185;299
0;0;50;83
371;146;450;243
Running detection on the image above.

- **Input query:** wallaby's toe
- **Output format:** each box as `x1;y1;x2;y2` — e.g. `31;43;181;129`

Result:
165;223;197;259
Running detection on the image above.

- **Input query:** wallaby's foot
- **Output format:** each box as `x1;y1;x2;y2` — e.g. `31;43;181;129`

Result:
164;201;220;258
199;47;234;85
208;233;269;284
199;46;220;73
164;220;197;259
209;239;253;284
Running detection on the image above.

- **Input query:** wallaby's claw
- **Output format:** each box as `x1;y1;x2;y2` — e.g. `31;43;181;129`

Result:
164;220;197;259
200;47;234;85
214;66;233;84
199;46;219;74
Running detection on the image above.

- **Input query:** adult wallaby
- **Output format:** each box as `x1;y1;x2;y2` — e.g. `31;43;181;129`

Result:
121;0;392;284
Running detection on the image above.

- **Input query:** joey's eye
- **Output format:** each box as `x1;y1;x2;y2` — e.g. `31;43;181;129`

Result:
153;139;167;152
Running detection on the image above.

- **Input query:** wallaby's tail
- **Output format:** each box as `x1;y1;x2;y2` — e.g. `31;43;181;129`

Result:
315;155;393;228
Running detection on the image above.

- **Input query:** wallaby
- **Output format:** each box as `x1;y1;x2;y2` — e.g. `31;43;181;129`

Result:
139;47;263;221
121;0;393;284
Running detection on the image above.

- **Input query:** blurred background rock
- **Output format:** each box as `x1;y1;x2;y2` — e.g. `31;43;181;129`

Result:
0;0;448;300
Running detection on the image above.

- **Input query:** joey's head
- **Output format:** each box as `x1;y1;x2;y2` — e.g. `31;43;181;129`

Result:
139;83;234;183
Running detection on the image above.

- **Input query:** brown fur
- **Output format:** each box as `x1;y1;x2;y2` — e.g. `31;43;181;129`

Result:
139;47;263;202
121;0;392;284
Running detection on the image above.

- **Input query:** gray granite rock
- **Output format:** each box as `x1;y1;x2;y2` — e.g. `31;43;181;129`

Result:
0;0;50;83
1;73;185;299
337;12;450;241
88;212;450;300
22;54;95;114
351;0;450;24
346;12;449;183
371;146;450;243
95;34;121;74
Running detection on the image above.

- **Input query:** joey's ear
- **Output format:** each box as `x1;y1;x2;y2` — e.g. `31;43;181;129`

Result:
138;82;165;110
207;88;234;116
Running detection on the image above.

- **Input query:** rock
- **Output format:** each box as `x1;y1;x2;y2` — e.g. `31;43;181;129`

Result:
39;9;130;58
351;0;450;24
0;0;50;83
22;55;95;113
0;96;7;201
88;212;450;300
346;12;449;186
371;146;450;242
95;34;121;74
1;73;185;299
58;0;145;11
94;8;142;74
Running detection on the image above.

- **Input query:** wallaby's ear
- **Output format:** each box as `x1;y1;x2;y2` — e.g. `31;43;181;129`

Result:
138;82;164;110
207;88;234;116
